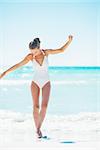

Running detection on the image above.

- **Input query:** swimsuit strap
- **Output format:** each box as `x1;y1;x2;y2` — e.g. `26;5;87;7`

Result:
41;49;46;56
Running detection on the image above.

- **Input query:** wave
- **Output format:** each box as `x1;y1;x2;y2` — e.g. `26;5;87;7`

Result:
0;109;100;147
0;111;99;149
0;109;100;130
0;79;97;86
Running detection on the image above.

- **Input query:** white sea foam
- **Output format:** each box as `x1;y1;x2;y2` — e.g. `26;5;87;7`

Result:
0;80;31;85
0;79;91;86
0;109;100;149
0;110;100;134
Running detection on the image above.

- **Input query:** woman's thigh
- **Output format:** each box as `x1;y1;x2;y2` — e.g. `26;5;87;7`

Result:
42;81;51;107
31;81;40;107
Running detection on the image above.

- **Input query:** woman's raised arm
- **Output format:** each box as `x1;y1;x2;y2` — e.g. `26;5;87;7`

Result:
45;35;73;55
0;53;33;79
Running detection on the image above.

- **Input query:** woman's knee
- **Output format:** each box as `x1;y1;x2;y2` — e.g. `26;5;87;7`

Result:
33;105;40;112
41;103;48;110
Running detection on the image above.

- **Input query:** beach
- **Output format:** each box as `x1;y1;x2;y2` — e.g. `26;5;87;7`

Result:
0;110;100;150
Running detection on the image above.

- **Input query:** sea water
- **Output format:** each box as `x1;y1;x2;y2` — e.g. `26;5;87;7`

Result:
0;66;99;115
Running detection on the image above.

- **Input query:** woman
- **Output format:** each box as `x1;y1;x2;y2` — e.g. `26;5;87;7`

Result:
0;35;73;138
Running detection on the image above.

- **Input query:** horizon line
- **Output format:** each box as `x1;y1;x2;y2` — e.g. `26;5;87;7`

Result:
1;65;100;68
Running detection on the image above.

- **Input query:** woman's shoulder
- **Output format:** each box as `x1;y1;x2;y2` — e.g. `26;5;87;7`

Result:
26;53;33;60
41;49;49;56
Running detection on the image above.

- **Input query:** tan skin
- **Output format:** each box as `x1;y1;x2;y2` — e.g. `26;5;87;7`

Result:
0;35;73;138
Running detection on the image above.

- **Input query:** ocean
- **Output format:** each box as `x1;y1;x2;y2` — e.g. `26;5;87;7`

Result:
0;66;99;115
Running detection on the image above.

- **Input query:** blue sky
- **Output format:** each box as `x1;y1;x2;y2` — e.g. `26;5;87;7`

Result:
0;0;100;67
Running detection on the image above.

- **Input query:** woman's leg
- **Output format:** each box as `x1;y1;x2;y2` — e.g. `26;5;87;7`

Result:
31;81;40;132
39;81;51;129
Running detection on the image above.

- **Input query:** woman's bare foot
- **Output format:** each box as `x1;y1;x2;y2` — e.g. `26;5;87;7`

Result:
36;129;42;138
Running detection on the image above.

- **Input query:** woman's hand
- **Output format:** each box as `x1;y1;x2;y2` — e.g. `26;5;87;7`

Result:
0;72;6;79
0;54;32;79
44;35;73;55
68;35;73;42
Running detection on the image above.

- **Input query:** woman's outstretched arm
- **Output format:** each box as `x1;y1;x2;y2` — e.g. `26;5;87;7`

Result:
45;35;73;55
0;53;33;79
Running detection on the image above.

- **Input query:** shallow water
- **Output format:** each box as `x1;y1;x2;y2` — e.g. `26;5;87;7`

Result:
0;66;100;115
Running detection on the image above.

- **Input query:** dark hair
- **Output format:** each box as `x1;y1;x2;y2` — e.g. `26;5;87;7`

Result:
29;38;40;49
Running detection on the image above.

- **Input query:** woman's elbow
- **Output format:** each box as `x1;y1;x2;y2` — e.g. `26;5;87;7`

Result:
60;48;64;53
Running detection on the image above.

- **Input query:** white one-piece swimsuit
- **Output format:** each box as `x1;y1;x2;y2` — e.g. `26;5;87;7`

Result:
32;52;50;88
